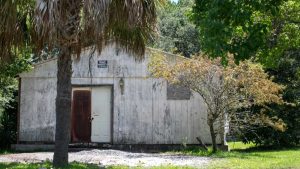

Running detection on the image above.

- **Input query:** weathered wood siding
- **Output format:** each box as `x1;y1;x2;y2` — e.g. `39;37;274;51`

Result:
19;45;216;144
19;59;57;142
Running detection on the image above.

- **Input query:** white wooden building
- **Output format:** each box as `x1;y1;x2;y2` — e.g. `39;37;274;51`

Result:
17;45;224;147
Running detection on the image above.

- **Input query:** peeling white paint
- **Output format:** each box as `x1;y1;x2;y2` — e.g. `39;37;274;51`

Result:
19;45;221;144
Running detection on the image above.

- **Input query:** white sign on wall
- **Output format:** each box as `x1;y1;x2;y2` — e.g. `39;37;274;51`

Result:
98;60;108;68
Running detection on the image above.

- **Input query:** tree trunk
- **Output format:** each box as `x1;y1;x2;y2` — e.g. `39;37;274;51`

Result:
53;47;72;167
209;123;217;153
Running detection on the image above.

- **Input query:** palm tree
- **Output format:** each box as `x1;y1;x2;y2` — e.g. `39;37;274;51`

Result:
1;0;162;167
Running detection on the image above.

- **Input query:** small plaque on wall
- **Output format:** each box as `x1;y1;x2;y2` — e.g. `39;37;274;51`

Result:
98;60;108;68
167;83;191;100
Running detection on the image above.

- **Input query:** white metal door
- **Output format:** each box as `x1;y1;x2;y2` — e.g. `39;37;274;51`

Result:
91;86;112;143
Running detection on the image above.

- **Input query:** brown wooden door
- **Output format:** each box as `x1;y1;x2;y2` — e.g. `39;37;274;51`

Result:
71;90;91;143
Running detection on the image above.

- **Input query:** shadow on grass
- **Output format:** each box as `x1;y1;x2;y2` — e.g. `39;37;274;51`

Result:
0;149;15;155
232;145;300;153
0;162;99;169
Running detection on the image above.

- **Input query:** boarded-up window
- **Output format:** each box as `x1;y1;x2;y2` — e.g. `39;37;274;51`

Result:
167;83;191;100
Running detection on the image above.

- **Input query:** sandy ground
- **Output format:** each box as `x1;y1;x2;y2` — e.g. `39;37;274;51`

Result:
0;149;211;168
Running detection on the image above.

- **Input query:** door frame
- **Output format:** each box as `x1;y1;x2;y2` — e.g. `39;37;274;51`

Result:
71;84;114;144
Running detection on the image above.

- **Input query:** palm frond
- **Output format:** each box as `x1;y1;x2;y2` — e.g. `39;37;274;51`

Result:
34;0;163;60
101;0;158;60
34;0;82;50
0;0;22;62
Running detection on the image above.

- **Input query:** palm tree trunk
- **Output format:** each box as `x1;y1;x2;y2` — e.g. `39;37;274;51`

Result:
53;46;72;167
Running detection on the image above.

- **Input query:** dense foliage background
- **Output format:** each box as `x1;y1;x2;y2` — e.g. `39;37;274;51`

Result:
191;0;299;146
0;53;31;149
152;0;200;57
241;51;300;146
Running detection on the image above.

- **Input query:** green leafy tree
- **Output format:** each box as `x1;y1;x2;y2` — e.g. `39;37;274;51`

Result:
0;92;18;149
191;0;300;146
258;0;300;67
191;0;285;62
153;0;200;57
241;50;300;146
0;54;32;111
1;0;161;167
0;52;32;149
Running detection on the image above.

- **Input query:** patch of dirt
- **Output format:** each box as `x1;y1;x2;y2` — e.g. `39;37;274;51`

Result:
0;149;211;168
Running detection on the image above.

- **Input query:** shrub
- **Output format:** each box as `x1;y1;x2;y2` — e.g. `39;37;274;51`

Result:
0;92;18;149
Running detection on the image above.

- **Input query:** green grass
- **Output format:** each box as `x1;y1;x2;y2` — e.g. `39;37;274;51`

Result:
106;166;195;169
213;143;300;169
89;142;300;169
0;142;299;169
176;142;300;169
0;162;99;169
